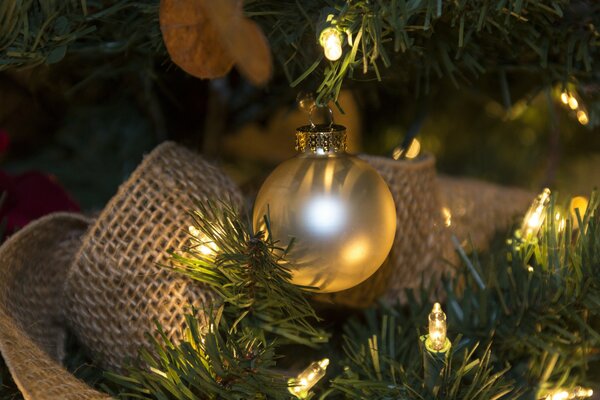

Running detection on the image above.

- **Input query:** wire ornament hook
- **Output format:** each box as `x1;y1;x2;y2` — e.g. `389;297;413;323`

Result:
297;91;334;130
309;105;334;129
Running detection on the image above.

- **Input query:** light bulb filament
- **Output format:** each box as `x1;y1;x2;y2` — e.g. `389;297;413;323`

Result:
545;386;593;400
188;225;219;256
320;27;343;61
289;358;329;398
520;188;551;239
428;302;447;351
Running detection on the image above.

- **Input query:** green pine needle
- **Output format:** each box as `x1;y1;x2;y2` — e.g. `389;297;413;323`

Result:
168;201;329;348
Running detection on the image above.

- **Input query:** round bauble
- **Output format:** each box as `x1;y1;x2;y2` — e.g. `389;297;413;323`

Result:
253;124;396;293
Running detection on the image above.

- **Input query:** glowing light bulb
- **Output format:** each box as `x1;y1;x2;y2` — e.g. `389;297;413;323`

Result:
427;303;447;351
570;196;589;230
545;387;593;400
188;225;218;256
577;110;589;125
320;28;343;61
520;188;551;239
288;358;329;398
441;207;452;227
568;96;579;110
393;139;421;160
561;92;570;104
188;225;201;237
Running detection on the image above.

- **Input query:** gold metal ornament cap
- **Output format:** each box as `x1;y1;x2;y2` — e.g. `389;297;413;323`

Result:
295;124;347;154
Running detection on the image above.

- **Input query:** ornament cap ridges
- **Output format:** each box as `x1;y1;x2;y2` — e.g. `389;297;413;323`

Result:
295;124;347;154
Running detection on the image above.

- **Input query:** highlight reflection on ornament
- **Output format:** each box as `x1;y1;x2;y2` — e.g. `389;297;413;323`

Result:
303;196;346;236
253;124;396;293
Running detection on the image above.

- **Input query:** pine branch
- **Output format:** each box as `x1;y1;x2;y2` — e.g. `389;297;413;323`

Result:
106;311;291;399
249;0;600;125
2;1;599;124
325;331;513;400
328;191;600;399
168;201;329;348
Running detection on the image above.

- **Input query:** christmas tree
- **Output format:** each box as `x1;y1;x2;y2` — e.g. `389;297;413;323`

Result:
0;1;599;399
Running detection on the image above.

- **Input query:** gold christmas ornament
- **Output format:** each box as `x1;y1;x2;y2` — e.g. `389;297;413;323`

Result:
253;124;396;293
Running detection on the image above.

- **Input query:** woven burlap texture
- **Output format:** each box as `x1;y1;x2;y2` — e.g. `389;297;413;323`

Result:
438;175;534;251
65;141;243;370
0;213;109;400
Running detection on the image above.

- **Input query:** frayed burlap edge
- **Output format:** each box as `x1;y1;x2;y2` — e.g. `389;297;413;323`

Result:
0;212;110;400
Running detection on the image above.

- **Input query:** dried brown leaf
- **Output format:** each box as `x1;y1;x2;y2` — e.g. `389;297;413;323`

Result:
160;0;272;86
159;0;235;79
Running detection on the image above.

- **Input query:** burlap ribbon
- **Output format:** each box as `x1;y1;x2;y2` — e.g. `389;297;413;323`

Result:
0;213;109;399
0;141;534;399
65;142;243;370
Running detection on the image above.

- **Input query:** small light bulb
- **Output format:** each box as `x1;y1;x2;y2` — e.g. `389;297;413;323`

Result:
545;386;593;400
520;188;551;239
575;388;594;398
428;302;447;351
188;225;218;256
188;225;201;237
570;196;589;230
320;28;343;61
392;139;421;160
441;207;452;227
289;358;330;398
548;391;569;400
577;110;589;125
568;96;579;110
560;92;570;104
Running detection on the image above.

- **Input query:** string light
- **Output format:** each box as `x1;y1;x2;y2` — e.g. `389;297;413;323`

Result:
559;90;590;126
288;358;330;398
520;188;551;240
441;207;452;227
577;110;589;125
393;139;421;160
320;27;343;61
188;225;218;256
568;96;579;110
427;303;448;352
570;196;589;230
544;386;593;400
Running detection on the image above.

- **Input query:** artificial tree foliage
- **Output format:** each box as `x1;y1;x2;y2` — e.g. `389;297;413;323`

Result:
101;192;600;399
1;1;598;125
